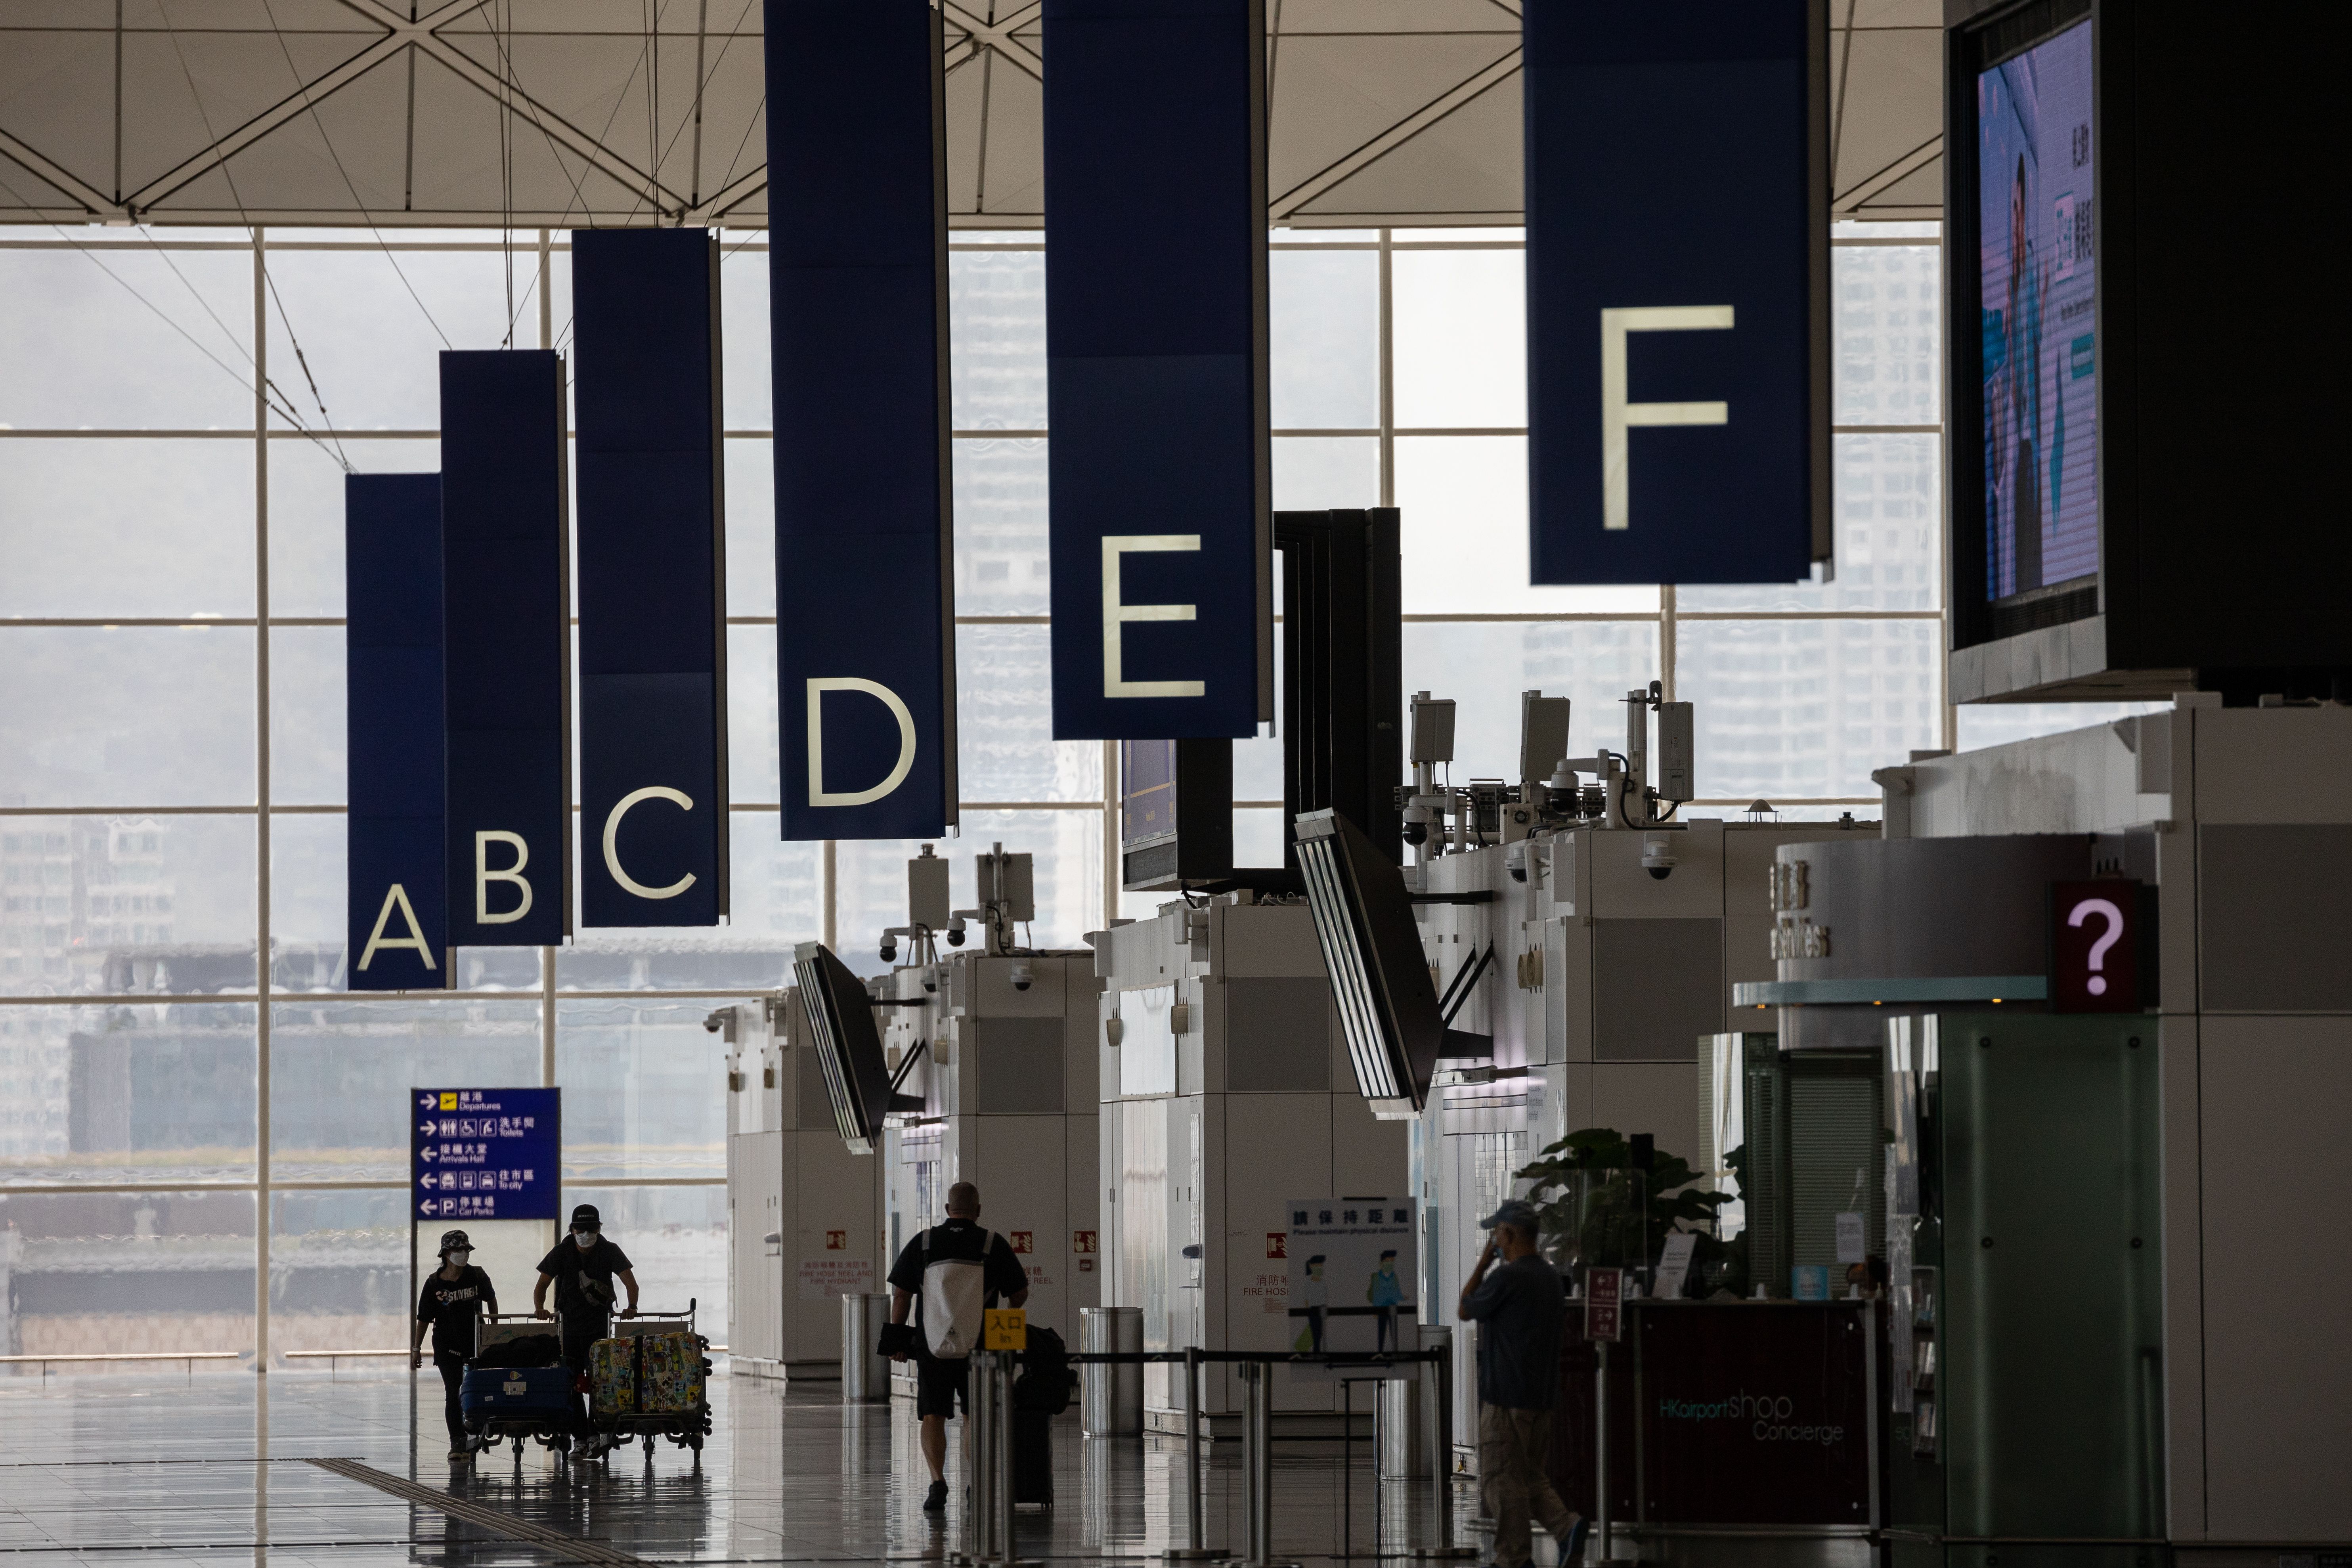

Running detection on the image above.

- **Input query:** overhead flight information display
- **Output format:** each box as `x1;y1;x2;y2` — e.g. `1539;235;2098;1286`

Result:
1978;15;2097;605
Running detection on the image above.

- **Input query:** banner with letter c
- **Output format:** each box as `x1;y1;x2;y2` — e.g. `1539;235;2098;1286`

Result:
767;0;957;840
573;226;730;925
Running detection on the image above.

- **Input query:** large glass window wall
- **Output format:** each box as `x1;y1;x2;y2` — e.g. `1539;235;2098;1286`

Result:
0;218;2009;1365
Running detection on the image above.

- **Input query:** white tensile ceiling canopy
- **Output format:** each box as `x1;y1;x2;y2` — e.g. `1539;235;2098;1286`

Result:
0;0;1943;231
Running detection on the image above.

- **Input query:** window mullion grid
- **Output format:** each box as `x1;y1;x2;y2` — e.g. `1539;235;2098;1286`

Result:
252;226;273;1372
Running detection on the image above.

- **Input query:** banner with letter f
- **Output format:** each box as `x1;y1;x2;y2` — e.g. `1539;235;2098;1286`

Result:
767;0;957;839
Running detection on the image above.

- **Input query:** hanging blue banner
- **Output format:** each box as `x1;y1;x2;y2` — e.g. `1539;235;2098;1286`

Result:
1524;1;1830;585
411;1086;561;1223
572;227;730;926
1042;0;1273;740
441;350;572;947
766;0;958;841
345;473;448;991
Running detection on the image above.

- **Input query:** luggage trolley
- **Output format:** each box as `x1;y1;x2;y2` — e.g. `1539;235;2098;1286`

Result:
460;1313;582;1458
585;1300;715;1459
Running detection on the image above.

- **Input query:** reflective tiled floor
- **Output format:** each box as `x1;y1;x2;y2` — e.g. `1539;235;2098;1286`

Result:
0;1370;1476;1565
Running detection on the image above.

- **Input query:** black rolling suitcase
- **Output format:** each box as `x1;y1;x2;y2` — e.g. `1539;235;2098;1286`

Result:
1012;1410;1054;1506
1011;1326;1077;1509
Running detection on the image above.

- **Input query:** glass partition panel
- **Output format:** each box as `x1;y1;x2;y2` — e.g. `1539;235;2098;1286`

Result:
0;1188;258;1365
1677;618;1940;799
555;998;730;1180
0;1002;258;1186
268;997;540;1183
1;814;257;996
0;627;256;807
0;439;254;618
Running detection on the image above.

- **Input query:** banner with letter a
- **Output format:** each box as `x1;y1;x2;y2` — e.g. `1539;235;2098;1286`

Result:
1524;0;1830;585
345;473;448;990
1043;0;1272;740
441;350;572;946
573;228;730;925
767;0;957;840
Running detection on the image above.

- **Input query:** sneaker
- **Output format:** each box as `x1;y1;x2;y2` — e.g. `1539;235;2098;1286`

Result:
447;1447;472;1461
922;1479;948;1514
1559;1516;1591;1565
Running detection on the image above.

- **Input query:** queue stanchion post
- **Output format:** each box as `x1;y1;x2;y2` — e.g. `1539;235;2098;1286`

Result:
1415;1342;1476;1559
1163;1344;1217;1560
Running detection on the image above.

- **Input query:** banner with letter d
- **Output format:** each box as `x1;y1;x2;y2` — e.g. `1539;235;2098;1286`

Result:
768;0;957;839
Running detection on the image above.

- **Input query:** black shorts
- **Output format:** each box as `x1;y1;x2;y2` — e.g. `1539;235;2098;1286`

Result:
914;1350;970;1419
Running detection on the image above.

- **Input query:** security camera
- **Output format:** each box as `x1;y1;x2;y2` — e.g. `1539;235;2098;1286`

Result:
1505;841;1530;883
701;1009;728;1034
1641;838;1677;881
879;937;897;964
945;916;966;948
1402;819;1428;847
1009;963;1034;992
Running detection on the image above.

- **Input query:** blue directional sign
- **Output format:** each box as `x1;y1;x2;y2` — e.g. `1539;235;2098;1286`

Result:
410;1087;561;1223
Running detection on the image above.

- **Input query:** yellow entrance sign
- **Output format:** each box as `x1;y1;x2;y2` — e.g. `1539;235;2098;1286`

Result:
983;1308;1027;1352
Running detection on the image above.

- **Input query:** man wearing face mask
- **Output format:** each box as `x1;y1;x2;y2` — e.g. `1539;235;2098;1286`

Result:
532;1203;640;1371
411;1229;497;1459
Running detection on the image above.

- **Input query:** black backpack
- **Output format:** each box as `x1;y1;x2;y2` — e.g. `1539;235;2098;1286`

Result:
1013;1324;1078;1413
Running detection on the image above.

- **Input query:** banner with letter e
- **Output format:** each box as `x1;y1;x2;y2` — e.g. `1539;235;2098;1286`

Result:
573;227;730;925
1523;0;1830;585
441;350;572;946
1042;0;1273;740
345;473;448;990
767;0;958;840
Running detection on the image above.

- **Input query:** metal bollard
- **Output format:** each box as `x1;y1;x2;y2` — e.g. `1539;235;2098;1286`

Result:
1163;1345;1217;1560
965;1348;994;1563
1233;1359;1295;1568
1415;1341;1476;1559
993;1350;1015;1563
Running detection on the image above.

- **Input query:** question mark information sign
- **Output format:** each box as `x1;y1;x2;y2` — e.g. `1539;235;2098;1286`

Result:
2051;882;2140;1013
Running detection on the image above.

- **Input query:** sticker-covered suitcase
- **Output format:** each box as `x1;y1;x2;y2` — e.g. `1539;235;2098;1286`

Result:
588;1337;637;1416
636;1331;706;1413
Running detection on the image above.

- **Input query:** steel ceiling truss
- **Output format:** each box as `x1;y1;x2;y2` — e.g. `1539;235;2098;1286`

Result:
0;0;1941;231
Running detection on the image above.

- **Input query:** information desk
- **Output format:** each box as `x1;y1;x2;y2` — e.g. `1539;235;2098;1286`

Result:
1544;1299;1884;1567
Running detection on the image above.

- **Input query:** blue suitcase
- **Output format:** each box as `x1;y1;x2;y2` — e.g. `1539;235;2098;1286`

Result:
460;1365;578;1433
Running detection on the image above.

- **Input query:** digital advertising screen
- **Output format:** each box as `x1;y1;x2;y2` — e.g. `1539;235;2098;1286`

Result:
1977;16;2097;605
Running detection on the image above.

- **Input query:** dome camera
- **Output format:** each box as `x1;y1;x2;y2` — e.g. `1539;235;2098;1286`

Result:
879;937;897;964
945;917;966;948
1640;838;1677;881
1008;962;1034;992
1402;819;1428;847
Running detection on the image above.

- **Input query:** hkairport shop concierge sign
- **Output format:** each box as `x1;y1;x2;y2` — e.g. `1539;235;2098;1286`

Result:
411;1088;561;1222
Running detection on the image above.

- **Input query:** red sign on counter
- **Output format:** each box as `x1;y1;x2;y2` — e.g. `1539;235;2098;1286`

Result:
1586;1266;1623;1342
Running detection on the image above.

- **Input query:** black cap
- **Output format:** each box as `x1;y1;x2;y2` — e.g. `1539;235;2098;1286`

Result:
570;1204;601;1231
438;1229;472;1255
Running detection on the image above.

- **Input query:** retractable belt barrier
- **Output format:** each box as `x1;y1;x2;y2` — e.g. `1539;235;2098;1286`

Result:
959;1346;1473;1568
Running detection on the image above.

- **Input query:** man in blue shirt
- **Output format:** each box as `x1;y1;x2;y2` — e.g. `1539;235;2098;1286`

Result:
1459;1200;1587;1568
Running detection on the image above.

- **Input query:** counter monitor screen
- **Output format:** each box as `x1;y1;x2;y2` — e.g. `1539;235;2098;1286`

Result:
1977;11;2096;609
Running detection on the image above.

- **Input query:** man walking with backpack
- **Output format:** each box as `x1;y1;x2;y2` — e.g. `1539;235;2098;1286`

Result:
885;1182;1030;1515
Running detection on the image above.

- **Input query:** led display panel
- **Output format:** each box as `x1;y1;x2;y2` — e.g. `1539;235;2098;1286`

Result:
1977;15;2098;606
792;941;893;1153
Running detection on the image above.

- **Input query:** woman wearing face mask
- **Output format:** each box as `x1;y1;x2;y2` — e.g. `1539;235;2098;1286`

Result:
532;1203;640;1375
411;1230;498;1460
